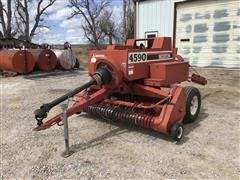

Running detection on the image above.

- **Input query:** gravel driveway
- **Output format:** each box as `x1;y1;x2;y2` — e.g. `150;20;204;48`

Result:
1;69;239;179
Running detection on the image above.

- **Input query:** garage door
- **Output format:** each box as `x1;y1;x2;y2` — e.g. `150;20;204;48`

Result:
175;0;240;68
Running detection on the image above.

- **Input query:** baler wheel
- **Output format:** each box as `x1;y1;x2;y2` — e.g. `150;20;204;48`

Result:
171;123;184;141
183;87;201;124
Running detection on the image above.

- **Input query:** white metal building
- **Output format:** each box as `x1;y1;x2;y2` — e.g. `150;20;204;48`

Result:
135;0;240;68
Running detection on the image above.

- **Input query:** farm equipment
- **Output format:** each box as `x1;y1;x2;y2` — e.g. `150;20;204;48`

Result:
34;37;207;141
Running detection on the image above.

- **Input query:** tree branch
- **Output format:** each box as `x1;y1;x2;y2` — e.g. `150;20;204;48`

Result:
29;0;56;39
0;0;7;35
68;0;110;49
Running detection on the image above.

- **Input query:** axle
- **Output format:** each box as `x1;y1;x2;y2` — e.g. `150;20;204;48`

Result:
34;68;112;126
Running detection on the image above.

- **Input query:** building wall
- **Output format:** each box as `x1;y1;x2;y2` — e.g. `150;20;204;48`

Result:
136;0;240;68
176;0;240;68
136;0;184;38
136;0;174;38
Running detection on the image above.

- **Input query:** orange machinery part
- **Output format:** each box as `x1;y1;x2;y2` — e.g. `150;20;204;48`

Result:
29;49;57;71
0;49;35;73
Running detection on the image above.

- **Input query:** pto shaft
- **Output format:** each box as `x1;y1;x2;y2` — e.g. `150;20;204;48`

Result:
34;68;112;125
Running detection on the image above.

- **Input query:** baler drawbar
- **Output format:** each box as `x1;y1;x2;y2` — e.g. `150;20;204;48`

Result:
34;37;207;141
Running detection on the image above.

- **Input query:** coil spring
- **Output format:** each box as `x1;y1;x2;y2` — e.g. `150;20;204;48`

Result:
84;103;154;129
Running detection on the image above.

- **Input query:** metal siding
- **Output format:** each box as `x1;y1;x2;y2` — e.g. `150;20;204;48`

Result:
136;0;175;38
176;0;240;68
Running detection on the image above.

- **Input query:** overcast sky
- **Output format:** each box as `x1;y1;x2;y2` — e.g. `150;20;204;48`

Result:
31;0;123;45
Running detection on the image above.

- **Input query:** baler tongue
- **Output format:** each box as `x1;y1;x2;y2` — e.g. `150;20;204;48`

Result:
34;68;112;128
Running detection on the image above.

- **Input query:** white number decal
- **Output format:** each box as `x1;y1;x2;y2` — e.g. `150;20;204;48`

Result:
128;53;147;64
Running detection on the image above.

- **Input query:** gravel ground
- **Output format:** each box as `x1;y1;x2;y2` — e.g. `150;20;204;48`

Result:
0;69;239;179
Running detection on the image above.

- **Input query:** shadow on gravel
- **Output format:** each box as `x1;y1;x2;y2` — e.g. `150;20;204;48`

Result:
74;108;209;147
23;70;87;80
68;108;209;155
179;108;209;144
71;113;177;147
70;127;128;153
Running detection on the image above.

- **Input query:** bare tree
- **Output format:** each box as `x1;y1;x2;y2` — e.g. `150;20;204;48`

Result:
68;0;109;49
0;0;17;38
122;0;134;42
99;10;117;45
15;0;56;41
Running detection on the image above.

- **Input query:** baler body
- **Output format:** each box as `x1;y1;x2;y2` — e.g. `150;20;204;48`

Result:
85;37;188;134
34;37;207;141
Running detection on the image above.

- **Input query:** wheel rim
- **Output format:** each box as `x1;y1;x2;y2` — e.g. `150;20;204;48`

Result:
177;126;183;139
190;96;199;116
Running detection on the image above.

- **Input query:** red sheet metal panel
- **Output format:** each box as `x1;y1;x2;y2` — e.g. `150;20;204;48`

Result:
146;61;189;86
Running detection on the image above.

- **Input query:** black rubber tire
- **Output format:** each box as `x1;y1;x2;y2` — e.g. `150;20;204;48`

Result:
183;86;201;124
171;123;184;141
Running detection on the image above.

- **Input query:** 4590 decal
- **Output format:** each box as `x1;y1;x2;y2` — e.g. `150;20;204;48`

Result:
128;53;147;64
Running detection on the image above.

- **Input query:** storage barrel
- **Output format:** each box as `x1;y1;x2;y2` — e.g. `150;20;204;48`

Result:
0;49;35;73
29;49;57;71
52;49;77;70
